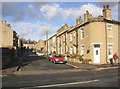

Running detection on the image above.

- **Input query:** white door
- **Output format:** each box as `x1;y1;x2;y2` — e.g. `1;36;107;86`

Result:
94;47;100;64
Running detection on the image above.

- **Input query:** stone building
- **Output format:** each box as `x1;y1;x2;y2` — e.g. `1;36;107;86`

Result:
0;20;20;49
57;24;69;54
46;5;120;64
34;40;46;53
66;5;120;64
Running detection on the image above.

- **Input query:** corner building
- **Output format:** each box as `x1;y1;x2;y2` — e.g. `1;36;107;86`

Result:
47;5;120;64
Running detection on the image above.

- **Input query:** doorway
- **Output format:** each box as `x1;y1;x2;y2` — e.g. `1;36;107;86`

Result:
94;44;100;64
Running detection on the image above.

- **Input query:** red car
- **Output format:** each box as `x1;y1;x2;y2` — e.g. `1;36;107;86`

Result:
51;55;67;64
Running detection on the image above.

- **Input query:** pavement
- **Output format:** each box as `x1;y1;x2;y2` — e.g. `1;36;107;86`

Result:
1;61;119;77
67;61;119;70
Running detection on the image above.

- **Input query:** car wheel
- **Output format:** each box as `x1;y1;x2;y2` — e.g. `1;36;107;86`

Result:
53;61;56;64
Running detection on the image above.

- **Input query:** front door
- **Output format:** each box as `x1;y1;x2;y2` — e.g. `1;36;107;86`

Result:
94;44;100;64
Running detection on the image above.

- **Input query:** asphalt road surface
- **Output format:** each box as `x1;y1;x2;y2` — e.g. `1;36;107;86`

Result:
2;51;119;88
20;55;74;71
2;68;119;88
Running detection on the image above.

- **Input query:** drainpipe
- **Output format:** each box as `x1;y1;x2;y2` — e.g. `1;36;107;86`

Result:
56;35;57;54
65;33;66;54
105;19;108;63
60;37;61;54
76;29;78;54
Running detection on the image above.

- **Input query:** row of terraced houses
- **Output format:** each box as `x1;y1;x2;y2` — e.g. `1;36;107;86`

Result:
0;20;22;67
41;5;120;64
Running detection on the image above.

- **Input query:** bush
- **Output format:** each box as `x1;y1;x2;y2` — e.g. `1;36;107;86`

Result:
70;54;84;61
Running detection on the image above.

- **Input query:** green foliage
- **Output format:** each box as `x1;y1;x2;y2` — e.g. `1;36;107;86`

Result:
70;54;84;61
52;51;56;54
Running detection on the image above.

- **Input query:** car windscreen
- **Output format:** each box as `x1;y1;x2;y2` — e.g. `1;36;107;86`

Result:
54;55;64;58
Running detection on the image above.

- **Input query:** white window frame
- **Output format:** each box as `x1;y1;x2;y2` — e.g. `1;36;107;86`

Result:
81;45;84;56
73;31;76;37
81;27;84;39
70;33;73;42
70;47;73;54
63;35;65;42
108;44;113;58
53;37;55;43
107;23;112;30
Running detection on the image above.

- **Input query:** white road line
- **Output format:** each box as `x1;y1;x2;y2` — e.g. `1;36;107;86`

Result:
28;55;38;56
0;75;2;77
115;77;120;79
66;63;79;69
22;79;99;89
95;66;118;71
0;75;6;77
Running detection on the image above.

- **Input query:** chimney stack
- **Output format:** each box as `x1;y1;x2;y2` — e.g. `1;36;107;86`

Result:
84;11;93;22
64;24;68;29
2;20;7;26
7;24;11;28
102;5;112;20
76;16;83;25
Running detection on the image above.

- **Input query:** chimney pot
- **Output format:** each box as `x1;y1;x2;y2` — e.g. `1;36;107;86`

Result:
103;5;105;9
106;5;109;8
86;11;89;14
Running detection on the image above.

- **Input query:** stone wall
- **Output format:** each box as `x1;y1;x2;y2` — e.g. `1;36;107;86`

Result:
1;47;17;69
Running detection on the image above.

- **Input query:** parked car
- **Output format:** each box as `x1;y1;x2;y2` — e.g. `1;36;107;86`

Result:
51;55;67;64
46;53;53;61
36;52;44;56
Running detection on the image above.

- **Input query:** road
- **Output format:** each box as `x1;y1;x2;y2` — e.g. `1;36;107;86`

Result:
2;50;119;88
2;68;119;88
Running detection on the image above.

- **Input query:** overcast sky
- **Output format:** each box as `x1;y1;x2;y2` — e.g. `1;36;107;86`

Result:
1;0;119;41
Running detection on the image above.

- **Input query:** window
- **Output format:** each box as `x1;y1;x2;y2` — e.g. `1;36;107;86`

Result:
73;32;76;37
96;50;98;55
70;47;73;54
108;45;113;58
74;47;76;54
63;35;65;42
81;28;84;39
81;45;84;56
70;33;73;42
107;23;112;30
53;37;55;43
66;34;68;39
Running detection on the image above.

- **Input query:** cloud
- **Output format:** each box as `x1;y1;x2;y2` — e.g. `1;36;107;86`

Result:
28;4;34;9
2;2;42;22
98;0;119;20
10;21;56;41
39;3;102;21
61;3;102;21
2;2;26;21
111;3;118;20
98;0;119;8
40;4;60;19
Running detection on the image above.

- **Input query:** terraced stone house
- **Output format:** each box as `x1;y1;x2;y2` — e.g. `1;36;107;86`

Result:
46;5;120;64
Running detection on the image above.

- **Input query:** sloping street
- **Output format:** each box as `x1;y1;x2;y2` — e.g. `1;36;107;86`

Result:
2;51;119;88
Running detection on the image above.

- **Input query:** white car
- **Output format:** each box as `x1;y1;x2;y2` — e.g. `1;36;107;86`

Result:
36;52;44;56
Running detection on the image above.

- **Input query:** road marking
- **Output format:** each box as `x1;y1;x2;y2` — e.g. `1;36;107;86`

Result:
115;77;120;79
95;66;118;71
66;63;79;69
29;55;38;56
22;79;99;89
0;74;7;77
0;75;3;77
